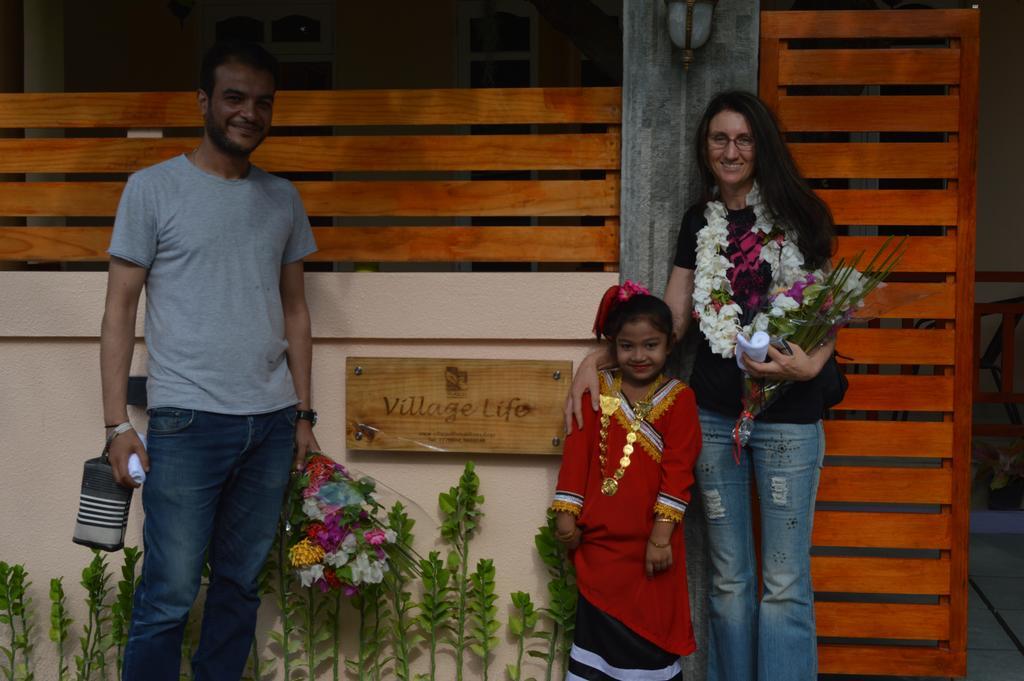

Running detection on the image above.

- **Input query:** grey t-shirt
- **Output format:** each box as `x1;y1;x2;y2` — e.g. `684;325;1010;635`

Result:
109;154;317;415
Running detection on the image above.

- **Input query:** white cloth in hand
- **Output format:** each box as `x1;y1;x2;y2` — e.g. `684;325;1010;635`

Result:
736;331;770;371
127;453;146;485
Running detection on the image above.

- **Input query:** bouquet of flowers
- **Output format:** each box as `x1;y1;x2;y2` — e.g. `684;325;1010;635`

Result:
286;452;400;595
732;236;906;450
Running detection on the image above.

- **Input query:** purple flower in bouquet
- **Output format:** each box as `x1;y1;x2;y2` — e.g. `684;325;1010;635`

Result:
313;513;347;553
785;273;817;305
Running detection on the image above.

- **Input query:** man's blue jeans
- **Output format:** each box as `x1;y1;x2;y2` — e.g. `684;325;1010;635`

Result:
695;408;824;681
122;407;296;681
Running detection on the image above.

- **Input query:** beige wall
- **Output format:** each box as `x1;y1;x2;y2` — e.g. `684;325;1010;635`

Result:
0;270;615;679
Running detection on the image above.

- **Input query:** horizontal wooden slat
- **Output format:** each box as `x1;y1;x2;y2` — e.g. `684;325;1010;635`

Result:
762;9;977;40
816;602;949;640
857;282;954;320
0;133;621;173
835;327;955;365
818;466;951;504
835;236;955;274
824;420;953;458
0;178;620;217
779;48;960;86
299;179;619;217
0;88;623;128
812;556;950;594
819;644;963;677
0;92;199;128
0;227;110;261
778;96;959;133
818;189;957;226
0;138;188;173
813;511;951;549
311;226;618;262
0;225;620;263
791;143;957;179
837;374;954;411
16;183;963;223
0;182;124;216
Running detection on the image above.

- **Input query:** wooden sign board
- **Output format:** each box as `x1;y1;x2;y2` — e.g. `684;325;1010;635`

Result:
345;357;571;455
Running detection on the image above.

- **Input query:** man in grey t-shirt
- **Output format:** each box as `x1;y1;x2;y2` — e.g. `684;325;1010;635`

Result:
100;42;319;680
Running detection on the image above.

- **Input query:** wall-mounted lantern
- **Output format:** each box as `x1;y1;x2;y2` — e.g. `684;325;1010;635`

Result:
666;0;717;70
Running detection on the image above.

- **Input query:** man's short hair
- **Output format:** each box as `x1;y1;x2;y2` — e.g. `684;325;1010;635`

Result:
199;41;279;96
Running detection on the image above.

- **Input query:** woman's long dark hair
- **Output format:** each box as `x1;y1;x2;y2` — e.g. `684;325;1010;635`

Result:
694;90;835;270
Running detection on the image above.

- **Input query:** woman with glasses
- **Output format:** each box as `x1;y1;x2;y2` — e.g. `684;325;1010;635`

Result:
568;91;843;680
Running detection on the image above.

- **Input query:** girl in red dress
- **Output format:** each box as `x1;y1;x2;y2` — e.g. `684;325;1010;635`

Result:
552;283;702;680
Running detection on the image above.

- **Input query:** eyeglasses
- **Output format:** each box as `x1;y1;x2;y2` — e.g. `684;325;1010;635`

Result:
707;133;755;151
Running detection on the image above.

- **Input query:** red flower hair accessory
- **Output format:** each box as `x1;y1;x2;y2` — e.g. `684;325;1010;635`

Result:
592;280;651;338
617;280;650;300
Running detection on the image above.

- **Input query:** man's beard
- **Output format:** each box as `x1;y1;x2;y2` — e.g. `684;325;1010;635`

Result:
205;117;265;158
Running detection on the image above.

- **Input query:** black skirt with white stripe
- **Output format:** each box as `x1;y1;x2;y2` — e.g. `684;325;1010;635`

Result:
567;595;683;681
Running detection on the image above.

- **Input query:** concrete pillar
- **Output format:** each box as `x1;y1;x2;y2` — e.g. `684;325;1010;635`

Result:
620;2;759;678
620;0;759;294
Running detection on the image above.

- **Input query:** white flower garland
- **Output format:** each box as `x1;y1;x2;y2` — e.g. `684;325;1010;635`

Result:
693;184;812;358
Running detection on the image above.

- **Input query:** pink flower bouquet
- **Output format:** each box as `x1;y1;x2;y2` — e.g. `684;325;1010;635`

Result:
286;453;398;595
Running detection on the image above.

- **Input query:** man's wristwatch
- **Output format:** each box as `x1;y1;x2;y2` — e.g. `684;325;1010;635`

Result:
296;409;318;427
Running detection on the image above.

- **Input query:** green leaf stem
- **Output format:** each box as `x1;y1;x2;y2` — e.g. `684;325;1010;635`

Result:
48;577;71;681
467;559;499;680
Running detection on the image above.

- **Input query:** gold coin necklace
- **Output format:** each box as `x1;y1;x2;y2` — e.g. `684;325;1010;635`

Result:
598;374;662;496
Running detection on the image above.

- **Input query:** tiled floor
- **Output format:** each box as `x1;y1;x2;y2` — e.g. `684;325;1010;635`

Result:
966;533;1024;680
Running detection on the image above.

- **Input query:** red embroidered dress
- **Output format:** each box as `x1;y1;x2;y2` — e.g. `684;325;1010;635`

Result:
552;370;702;655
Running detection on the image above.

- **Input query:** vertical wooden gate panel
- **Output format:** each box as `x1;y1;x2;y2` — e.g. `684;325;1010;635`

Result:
760;10;977;677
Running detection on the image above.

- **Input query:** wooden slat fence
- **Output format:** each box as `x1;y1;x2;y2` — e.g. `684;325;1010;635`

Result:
0;87;621;265
761;9;978;677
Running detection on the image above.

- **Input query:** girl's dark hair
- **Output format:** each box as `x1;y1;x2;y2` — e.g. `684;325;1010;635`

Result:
695;90;835;270
600;294;674;342
199;41;279;96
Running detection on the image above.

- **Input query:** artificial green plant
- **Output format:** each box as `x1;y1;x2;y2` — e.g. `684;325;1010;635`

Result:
48;577;72;681
534;512;577;680
0;561;34;681
439;461;484;681
75;551;113;681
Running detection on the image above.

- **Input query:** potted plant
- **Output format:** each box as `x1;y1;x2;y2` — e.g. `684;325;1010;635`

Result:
973;438;1024;510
